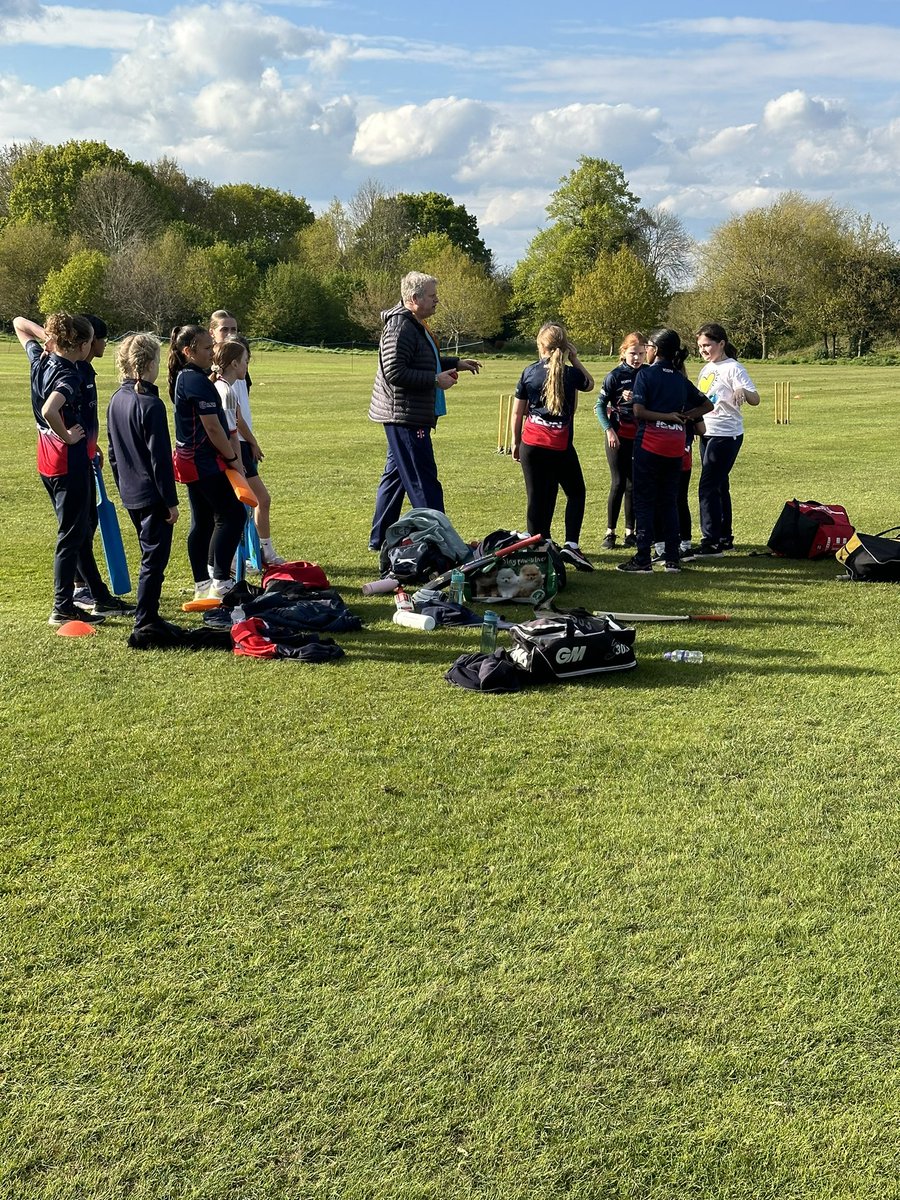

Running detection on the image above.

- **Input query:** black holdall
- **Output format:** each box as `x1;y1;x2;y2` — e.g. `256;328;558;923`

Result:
835;527;900;582
508;613;637;682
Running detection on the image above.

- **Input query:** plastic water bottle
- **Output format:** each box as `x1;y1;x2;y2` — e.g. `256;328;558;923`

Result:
663;649;704;664
448;569;466;605
480;610;499;653
393;610;436;631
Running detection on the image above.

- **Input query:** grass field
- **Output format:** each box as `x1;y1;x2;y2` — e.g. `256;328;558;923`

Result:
1;341;898;1200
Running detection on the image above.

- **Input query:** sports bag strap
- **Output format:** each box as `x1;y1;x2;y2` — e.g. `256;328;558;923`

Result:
874;526;900;538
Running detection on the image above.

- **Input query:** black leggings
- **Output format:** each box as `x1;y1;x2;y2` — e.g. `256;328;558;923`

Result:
604;435;634;529
653;468;693;543
185;472;246;582
519;442;585;544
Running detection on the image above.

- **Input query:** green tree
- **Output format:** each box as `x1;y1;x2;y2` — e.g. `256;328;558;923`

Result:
184;241;260;324
208;183;314;267
403;233;507;350
0;221;67;322
348;180;410;275
248;262;355;344
562;247;669;353
0;139;43;221
7;140;136;231
39;249;109;316
694;192;846;357
512;157;645;330
397;192;491;267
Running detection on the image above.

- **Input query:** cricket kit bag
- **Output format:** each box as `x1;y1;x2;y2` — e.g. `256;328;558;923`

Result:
469;530;566;605
767;499;854;559
835;527;900;582
379;509;470;583
508;613;636;682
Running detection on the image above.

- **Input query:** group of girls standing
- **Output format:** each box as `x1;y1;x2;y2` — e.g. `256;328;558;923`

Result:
19;308;286;628
513;320;759;573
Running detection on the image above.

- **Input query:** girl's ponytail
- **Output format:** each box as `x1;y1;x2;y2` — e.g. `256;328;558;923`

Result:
536;322;569;416
168;324;205;401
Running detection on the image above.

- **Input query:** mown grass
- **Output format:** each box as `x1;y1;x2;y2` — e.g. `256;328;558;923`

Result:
0;341;898;1199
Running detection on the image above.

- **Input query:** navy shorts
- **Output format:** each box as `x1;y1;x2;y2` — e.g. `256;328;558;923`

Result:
240;441;259;478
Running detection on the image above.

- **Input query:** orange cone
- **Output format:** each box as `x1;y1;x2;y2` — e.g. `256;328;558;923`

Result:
56;620;99;637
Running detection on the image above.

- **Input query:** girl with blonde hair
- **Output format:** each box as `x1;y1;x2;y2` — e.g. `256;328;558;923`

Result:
106;334;180;632
595;331;646;550
511;323;595;570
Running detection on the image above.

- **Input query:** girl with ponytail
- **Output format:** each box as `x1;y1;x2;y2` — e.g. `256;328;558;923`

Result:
511;323;595;570
169;324;246;601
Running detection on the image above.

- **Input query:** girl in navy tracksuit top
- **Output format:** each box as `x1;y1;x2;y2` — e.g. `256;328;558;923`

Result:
595;331;646;550
617;328;712;573
168;325;246;601
107;334;179;631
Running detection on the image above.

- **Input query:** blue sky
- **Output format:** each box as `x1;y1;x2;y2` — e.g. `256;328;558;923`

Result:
2;0;900;264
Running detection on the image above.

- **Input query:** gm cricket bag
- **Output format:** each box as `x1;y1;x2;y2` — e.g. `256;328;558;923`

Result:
508;613;636;682
835;527;900;582
469;530;566;605
767;499;854;559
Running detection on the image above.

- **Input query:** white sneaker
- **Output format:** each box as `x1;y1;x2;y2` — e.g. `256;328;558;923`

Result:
263;550;287;566
679;540;692;554
193;579;213;600
212;578;236;598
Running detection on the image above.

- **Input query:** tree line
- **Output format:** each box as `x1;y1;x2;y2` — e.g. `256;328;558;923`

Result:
1;140;898;358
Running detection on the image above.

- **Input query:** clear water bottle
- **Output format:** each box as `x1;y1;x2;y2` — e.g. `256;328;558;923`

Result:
663;649;704;664
480;610;499;653
448;568;466;605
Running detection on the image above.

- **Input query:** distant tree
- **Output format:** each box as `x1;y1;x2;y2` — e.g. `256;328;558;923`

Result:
829;215;900;356
184;241;259;324
39;249;109;316
0;221;67;321
636;206;694;289
7;140;135;231
248;261;355;344
512;156;646;330
143;156;214;227
695;192;846;356
0;139;43;220
348;180;410;275
397;191;491;267
562;247;669;353
296;200;354;277
104;229;191;331
73;166;160;254
403;233;507;350
208;183;313;266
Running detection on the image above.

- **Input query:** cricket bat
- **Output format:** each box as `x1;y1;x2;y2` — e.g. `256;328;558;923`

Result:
94;462;131;595
226;467;258;507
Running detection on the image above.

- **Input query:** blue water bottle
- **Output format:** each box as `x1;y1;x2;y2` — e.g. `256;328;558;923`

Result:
480;610;499;653
448;568;466;605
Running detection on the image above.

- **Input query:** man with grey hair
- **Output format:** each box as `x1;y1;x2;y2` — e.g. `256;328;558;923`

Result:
368;272;481;549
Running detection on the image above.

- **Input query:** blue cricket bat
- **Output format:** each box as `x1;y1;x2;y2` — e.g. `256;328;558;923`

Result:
93;462;131;595
235;505;262;582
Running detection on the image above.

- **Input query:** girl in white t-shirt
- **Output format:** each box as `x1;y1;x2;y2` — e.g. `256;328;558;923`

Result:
209;311;285;566
691;322;760;558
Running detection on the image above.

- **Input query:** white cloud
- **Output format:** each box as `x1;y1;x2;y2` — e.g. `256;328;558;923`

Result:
763;90;846;134
2;4;147;47
353;97;493;166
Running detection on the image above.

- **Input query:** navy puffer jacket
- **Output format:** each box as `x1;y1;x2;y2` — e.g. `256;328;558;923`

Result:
368;303;459;428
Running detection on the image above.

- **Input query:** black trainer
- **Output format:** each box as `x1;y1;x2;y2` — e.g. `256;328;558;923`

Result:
92;596;137;617
623;532;637;548
664;561;682;573
719;537;735;551
682;544;724;561
616;558;652;573
49;605;106;626
600;532;617;550
560;543;595;572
